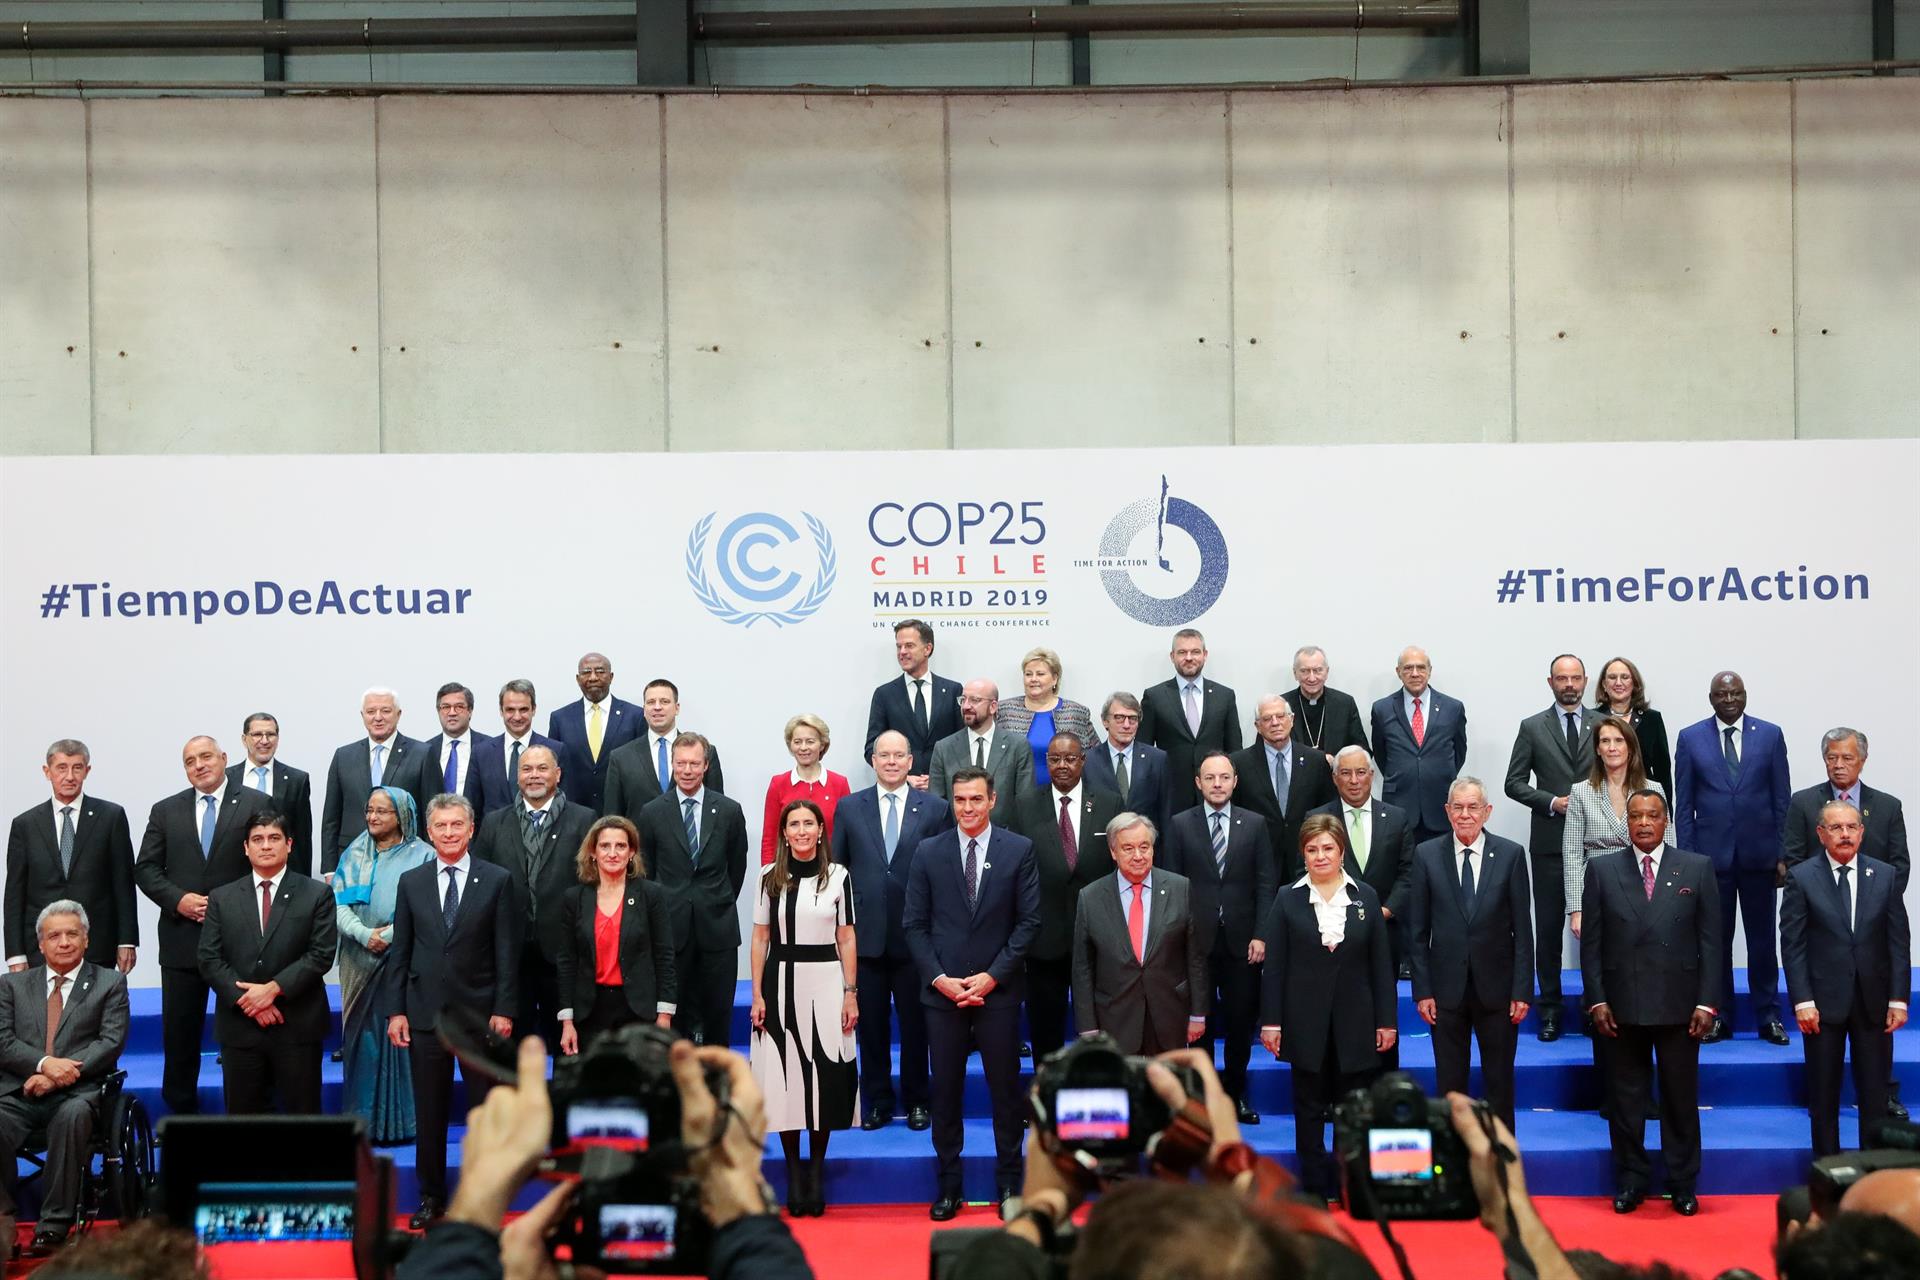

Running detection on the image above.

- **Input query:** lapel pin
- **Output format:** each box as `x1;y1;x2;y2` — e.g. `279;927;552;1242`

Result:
1866;868;1875;878
983;863;992;870
1358;907;1367;920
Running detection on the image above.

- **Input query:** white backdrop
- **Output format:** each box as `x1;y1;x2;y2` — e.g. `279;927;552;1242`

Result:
3;438;1916;982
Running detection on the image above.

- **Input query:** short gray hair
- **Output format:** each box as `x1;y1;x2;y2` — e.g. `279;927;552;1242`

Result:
1101;691;1142;720
1333;745;1375;771
45;739;90;764
1819;799;1863;826
1821;727;1868;755
499;678;537;705
1447;776;1488;805
1106;812;1158;844
424;793;475;824
361;686;400;705
36;900;89;940
1292;646;1327;669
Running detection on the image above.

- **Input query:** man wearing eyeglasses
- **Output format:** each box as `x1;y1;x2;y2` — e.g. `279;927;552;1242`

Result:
928;681;1034;830
225;712;313;877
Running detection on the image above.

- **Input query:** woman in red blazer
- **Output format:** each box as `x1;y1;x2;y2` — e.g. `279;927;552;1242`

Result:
761;713;851;865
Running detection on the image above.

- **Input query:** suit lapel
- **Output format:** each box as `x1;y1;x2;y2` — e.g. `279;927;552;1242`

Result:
55;963;99;1050
1140;879;1171;962
697;801;721;861
18;971;47;1049
209;790;248;854
259;878;297;950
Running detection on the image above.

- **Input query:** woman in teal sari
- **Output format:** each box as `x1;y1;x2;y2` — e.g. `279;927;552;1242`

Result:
333;785;436;1144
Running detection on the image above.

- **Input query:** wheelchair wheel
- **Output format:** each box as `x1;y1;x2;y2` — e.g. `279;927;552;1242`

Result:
101;1093;155;1222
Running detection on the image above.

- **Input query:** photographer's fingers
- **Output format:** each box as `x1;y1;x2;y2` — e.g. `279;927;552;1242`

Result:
670;1040;719;1148
1447;1093;1492;1156
1143;1060;1189;1113
499;1181;575;1280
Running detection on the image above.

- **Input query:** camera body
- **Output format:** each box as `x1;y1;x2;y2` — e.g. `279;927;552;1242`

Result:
1333;1072;1480;1221
548;1022;729;1275
1029;1033;1204;1175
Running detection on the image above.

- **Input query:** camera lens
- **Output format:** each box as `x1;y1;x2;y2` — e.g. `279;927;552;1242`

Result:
1390;1101;1415;1124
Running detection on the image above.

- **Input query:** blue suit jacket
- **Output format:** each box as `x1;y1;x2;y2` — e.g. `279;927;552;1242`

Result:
833;786;953;960
1674;715;1791;872
1082;740;1172;836
902;825;1040;1007
416;733;491;814
1369;689;1469;833
470;732;573;816
547;697;644;810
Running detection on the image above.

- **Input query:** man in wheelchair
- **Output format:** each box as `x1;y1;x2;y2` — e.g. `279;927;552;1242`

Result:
0;900;130;1256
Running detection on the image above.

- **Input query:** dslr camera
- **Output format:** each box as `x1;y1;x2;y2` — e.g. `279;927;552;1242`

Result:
1333;1072;1480;1221
1029;1033;1204;1177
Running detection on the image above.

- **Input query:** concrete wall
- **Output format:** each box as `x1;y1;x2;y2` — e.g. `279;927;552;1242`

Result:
2;77;1916;456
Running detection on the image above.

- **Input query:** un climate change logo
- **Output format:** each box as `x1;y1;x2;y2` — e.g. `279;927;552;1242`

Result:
1097;477;1229;627
686;512;837;629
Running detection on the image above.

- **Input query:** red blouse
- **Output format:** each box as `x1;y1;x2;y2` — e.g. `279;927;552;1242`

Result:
594;897;623;987
760;769;851;864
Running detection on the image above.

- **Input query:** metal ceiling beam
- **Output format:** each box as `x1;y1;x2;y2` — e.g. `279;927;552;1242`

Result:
1464;0;1528;77
635;1;692;85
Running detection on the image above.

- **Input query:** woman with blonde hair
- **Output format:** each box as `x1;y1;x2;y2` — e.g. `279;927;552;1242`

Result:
994;646;1099;784
759;713;851;865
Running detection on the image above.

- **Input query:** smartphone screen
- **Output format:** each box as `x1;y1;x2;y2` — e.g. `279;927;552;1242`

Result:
569;1100;651;1151
1055;1086;1130;1142
196;1180;356;1279
598;1203;677;1262
1368;1128;1435;1184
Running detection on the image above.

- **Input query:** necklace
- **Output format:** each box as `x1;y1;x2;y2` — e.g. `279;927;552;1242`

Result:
1297;695;1326;750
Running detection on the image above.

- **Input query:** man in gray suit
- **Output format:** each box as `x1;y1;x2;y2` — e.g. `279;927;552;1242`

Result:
928;679;1035;829
0;901;130;1254
1072;814;1207;1055
1503;654;1601;1042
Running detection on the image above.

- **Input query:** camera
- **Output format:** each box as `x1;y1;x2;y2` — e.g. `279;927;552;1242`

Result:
1029;1033;1204;1176
1807;1147;1920;1220
1333;1072;1480;1221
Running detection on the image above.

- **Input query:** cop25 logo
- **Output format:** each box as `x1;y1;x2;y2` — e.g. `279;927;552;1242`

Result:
686;512;838;628
1098;476;1228;627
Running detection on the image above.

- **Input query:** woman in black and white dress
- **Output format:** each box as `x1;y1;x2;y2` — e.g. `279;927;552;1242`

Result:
750;798;859;1217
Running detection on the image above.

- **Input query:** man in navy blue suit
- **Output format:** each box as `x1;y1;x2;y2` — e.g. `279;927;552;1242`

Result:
546;652;643;811
1369;646;1469;847
1675;671;1792;1045
415;682;489;816
903;767;1039;1221
472;679;572;817
833;730;952;1133
864;620;963;788
1082;693;1171;835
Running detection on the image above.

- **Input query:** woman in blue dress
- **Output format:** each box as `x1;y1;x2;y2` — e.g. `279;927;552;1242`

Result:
994;646;1099;785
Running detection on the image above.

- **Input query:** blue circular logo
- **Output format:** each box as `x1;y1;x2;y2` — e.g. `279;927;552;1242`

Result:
686;512;837;628
1098;480;1228;626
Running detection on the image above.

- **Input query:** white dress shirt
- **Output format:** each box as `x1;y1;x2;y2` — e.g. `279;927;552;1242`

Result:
195;780;230;818
254;866;289;927
1297;872;1359;950
49;792;85;846
243;762;277;794
1717;717;1743;761
439;732;476;794
367;736;397;780
436;853;473;911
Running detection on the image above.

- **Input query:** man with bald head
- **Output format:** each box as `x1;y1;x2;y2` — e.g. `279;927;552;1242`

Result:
547;652;643;811
1677;670;1793;1045
134;736;273;1114
1230;696;1336;883
1370;646;1470;847
320;687;427;875
928;679;1034;830
1782;800;1910;1156
1839;1167;1920;1236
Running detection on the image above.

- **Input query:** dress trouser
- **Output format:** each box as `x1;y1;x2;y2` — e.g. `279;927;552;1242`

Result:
1804;999;1891;1157
925;998;1024;1198
409;1032;475;1204
1024;955;1074;1061
1197;931;1258;1101
1291;1038;1379;1199
516;951;566;1051
855;954;928;1117
674;942;738;1051
1607;1023;1701;1193
1716;866;1780;1026
160;964;213;1115
1431;987;1519;1132
0;1091;96;1227
221;1036;323;1114
1530;851;1565;1010
576;983;642;1049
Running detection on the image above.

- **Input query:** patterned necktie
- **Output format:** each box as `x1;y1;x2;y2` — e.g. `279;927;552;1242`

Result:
964;838;980;909
587;703;606;762
1642;854;1655;901
260;879;274;932
45;974;64;1055
370;743;386;789
1210;811;1227;877
1347;807;1369;871
683;797;699;859
442;865;461;934
58;806;75;876
523;807;547;861
912;679;928;732
199;794;217;856
656;736;670;791
883;793;900;862
1113;749;1130;803
1128;883;1146;963
1837;864;1853;930
1059;794;1078;872
1564;712;1581;757
1722;726;1741;780
1411;697;1425;748
1183;683;1202;736
444;740;460;794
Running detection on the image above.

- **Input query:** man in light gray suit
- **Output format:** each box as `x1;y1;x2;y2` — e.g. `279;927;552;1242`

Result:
928;679;1036;829
1071;813;1207;1055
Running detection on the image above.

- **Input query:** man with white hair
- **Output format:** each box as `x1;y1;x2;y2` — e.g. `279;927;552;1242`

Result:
320;687;426;875
1283;647;1370;765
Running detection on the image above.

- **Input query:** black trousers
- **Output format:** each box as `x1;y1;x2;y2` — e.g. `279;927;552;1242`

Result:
0;1090;97;1227
1716;867;1780;1025
577;983;643;1050
221;1037;322;1114
1432;988;1519;1132
1197;931;1259;1101
409;1031;477;1204
1607;1023;1701;1192
925;998;1024;1198
1530;851;1565;1009
674;941;737;1051
516;952;565;1052
1025;955;1074;1062
1805;1002;1891;1157
856;954;929;1116
159;964;213;1115
1291;1040;1379;1200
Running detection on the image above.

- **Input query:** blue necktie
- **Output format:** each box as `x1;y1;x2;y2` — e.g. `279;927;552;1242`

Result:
371;743;386;789
683;797;698;860
1722;726;1741;781
444;740;460;794
883;792;900;863
442;865;461;934
1210;810;1227;876
199;794;217;856
657;737;670;792
253;765;268;793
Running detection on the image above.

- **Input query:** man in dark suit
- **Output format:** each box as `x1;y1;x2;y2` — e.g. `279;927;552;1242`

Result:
903;768;1040;1220
834;730;952;1132
1782;799;1911;1158
1675;670;1792;1045
1370;646;1469;847
1083;692;1172;835
1231;696;1337;884
385;794;520;1228
1071;813;1207;1054
416;682;489;816
474;679;572;817
6;739;137;974
602;679;727;822
1503;655;1602;1042
1309;744;1415;1060
0;902;130;1256
1009;734;1121;1060
546;653;644;811
229;713;314;876
473;745;594;1051
320;687;426;875
927;680;1035;829
1160;752;1275;1123
1138;628;1242;813
1407;777;1532;1131
637;735;747;1049
133;735;273;1116
198;811;337;1115
1582;790;1720;1216
864;619;964;788
1284;646;1369;764
1784;727;1909;889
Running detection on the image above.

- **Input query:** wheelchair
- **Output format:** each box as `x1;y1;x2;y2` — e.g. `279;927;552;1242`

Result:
11;1069;158;1235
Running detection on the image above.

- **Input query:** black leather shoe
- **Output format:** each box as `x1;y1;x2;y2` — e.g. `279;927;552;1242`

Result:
1672;1192;1699;1216
1704;1018;1731;1044
1890;1095;1910;1121
1537;1010;1562;1042
907;1106;932;1131
929;1194;962;1221
1760;1019;1790;1046
1613;1187;1645;1214
24;1224;70;1257
409;1198;444;1231
862;1107;891;1131
997;1187;1018;1214
1236;1099;1260;1125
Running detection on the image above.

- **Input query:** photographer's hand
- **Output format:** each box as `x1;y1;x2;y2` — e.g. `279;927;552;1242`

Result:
448;1036;554;1233
1008;1118;1084;1246
1148;1049;1241;1158
1448;1093;1577;1280
672;1040;773;1230
498;1180;593;1280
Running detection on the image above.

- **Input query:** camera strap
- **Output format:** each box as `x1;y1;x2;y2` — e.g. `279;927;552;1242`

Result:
1144;1099;1214;1176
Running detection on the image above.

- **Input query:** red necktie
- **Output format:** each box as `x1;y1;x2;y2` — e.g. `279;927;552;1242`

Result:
1059;795;1078;872
1410;697;1426;747
260;879;274;932
1128;882;1146;963
1642;855;1655;901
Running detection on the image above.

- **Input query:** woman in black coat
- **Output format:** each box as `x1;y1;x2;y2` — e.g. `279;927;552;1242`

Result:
1258;814;1398;1203
557;816;678;1056
1593;656;1673;806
